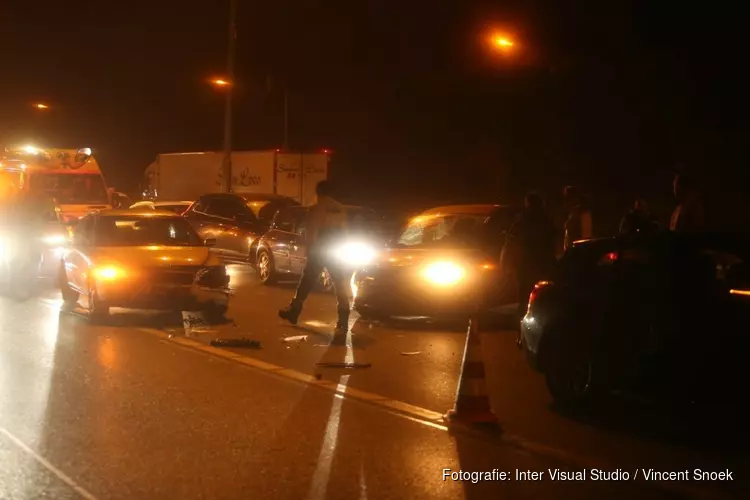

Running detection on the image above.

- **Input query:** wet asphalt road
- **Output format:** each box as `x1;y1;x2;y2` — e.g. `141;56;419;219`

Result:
0;266;747;499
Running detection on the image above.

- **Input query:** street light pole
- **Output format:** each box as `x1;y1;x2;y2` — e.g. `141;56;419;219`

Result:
221;0;237;193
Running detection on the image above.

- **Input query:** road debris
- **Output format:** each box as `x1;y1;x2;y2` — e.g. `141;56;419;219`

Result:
210;338;262;349
401;351;422;356
283;335;308;343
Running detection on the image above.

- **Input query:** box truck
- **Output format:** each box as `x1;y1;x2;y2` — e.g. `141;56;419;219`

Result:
142;150;329;206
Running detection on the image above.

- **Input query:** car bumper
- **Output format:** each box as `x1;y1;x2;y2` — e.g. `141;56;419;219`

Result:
96;283;229;311
352;273;505;317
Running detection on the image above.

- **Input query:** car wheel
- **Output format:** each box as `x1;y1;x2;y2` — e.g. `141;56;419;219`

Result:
256;250;276;284
544;354;599;409
59;264;79;310
88;287;110;324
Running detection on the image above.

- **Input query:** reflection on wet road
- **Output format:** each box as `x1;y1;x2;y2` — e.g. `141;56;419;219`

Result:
0;267;746;499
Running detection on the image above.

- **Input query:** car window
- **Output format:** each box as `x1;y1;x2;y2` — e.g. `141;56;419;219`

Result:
272;208;295;232
190;198;209;213
206;198;246;219
293;209;307;234
93;216;203;247
397;213;489;247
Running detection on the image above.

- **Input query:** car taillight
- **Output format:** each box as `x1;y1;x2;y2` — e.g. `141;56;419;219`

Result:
528;280;553;307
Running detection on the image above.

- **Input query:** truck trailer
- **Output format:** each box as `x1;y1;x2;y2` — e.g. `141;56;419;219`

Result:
143;150;329;206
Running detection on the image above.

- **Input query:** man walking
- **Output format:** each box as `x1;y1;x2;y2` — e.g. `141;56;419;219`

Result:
278;181;351;333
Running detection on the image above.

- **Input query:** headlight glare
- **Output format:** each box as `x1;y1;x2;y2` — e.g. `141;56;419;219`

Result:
94;265;125;281
333;241;376;266
422;261;465;286
43;234;67;245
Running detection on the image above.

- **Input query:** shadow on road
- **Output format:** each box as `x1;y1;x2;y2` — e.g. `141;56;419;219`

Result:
552;396;750;456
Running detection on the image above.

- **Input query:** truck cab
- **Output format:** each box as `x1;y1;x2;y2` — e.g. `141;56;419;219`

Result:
1;147;112;223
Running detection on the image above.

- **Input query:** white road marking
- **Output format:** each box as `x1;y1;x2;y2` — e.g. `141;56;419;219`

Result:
307;375;349;500
0;427;99;500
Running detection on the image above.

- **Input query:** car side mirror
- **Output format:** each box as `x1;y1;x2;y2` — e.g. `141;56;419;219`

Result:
204;238;217;247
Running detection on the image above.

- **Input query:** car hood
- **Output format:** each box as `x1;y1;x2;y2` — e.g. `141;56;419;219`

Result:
370;246;491;271
89;246;217;268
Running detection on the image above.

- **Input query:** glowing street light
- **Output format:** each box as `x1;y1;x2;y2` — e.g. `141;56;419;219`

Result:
491;34;515;50
211;78;231;88
33;103;50;110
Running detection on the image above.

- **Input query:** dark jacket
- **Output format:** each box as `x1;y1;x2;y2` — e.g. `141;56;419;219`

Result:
619;209;659;235
504;209;556;278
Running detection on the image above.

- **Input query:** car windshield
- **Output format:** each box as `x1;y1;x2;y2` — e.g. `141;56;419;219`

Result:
94;215;203;247
30;173;109;204
396;213;490;248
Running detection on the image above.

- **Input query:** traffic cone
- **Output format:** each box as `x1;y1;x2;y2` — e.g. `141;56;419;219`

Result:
444;314;499;426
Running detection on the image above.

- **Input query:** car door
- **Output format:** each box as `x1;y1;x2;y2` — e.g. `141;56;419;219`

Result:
289;208;310;275
198;198;240;256
263;208;300;273
65;215;95;295
184;197;215;237
212;197;259;257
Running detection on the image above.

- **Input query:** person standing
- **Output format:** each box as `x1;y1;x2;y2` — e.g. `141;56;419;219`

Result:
562;185;593;251
670;173;706;233
619;197;659;235
278;181;351;333
502;191;556;320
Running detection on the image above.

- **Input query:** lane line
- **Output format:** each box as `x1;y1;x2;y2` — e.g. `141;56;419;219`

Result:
0;427;99;500
136;326;739;500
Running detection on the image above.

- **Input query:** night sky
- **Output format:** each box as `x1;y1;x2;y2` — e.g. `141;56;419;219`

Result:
2;1;747;228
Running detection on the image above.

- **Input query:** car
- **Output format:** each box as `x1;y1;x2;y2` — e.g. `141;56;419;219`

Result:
129;200;193;214
521;232;750;409
255;205;385;290
183;193;300;262
59;209;230;323
351;204;519;320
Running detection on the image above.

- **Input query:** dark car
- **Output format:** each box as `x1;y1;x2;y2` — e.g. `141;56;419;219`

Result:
255;205;385;288
183;193;300;261
351;204;520;320
522;232;750;409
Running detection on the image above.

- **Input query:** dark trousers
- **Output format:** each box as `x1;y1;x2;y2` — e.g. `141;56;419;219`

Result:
290;248;350;318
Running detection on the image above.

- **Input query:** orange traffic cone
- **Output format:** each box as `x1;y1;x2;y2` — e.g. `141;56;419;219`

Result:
444;314;499;426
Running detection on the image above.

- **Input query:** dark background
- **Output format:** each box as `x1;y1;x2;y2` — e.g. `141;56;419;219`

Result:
1;1;747;231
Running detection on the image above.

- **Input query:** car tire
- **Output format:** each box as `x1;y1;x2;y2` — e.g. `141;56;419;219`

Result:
88;287;110;324
256;249;276;285
544;352;599;410
59;264;79;310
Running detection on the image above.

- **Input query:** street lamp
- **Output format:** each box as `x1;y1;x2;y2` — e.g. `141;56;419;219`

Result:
221;0;237;194
490;33;516;52
33;103;50;110
211;78;231;88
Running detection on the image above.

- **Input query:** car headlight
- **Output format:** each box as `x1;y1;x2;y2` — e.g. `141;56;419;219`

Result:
93;265;126;281
43;234;67;245
332;241;376;267
422;261;465;286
